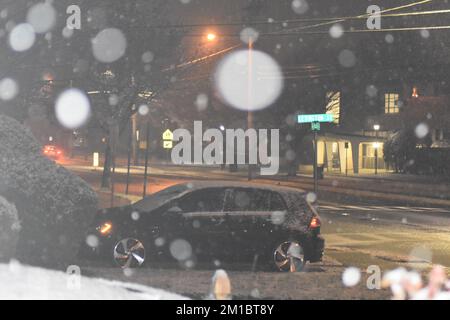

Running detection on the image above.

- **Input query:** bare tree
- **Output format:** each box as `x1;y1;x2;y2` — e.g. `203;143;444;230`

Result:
72;1;190;188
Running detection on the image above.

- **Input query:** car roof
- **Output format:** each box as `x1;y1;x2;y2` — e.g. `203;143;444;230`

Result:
175;180;306;195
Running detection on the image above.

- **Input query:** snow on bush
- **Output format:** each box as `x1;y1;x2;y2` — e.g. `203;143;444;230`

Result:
0;262;186;300
0;115;97;267
0;196;20;262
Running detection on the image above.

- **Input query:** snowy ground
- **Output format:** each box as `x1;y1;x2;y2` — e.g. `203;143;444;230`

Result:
80;257;390;300
0;261;186;300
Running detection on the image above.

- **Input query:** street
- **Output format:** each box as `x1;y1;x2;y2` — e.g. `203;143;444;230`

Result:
62;159;450;299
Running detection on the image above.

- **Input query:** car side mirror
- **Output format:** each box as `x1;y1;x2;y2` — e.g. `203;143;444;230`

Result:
167;206;182;213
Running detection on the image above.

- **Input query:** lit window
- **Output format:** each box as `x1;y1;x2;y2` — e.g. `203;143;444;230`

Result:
332;142;338;153
325;91;340;124
385;93;399;114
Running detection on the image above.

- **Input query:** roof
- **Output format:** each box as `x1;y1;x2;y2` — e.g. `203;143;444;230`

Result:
175;180;306;194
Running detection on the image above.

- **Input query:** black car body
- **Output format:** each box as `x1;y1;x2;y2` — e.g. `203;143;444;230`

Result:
80;181;324;271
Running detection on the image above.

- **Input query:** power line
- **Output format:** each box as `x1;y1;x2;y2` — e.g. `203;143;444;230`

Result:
274;0;433;34
1;0;441;32
141;2;442;38
268;24;450;35
180;23;450;37
163;44;240;71
126;1;438;29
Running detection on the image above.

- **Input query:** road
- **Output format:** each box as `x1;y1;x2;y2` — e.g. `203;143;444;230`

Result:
319;204;450;270
62;158;450;207
60;159;450;299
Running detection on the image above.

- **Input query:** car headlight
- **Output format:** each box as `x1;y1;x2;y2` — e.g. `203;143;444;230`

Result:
97;222;112;235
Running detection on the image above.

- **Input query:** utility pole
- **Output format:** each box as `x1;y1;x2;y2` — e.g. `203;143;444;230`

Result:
125;119;132;195
247;112;253;181
110;156;115;207
142;122;151;198
108;120;119;207
131;113;138;165
247;38;253;181
313;127;318;195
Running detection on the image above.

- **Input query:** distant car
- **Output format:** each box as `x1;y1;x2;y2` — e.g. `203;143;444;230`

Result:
43;145;63;160
80;181;324;272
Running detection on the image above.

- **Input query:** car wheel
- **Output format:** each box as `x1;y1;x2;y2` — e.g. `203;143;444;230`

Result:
273;241;305;272
113;238;146;268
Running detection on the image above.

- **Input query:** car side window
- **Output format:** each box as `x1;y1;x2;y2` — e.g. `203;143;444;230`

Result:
177;188;226;213
269;192;287;211
228;188;270;211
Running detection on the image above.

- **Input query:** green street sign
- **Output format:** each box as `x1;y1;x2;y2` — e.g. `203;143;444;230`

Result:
297;113;334;124
311;122;321;131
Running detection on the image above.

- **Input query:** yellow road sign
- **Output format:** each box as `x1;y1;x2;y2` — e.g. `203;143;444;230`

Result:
163;140;173;149
162;129;173;140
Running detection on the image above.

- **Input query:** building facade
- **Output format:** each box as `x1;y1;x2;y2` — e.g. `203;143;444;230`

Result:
301;82;450;175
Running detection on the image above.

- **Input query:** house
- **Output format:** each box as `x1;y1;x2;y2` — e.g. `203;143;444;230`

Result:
300;84;450;175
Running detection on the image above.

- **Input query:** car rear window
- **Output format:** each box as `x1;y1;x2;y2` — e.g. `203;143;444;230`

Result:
268;192;287;211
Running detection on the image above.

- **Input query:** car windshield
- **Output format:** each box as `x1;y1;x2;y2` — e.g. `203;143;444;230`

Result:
1;0;450;303
132;183;189;211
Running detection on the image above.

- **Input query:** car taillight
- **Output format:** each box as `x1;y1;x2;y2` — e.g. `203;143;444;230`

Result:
97;222;112;235
309;216;321;229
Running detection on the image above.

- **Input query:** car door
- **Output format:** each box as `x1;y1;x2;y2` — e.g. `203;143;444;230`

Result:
171;187;229;262
265;191;290;251
224;188;289;263
223;188;272;262
139;203;183;262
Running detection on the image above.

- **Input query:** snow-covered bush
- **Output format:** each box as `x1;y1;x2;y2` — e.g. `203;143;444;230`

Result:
0;115;97;268
0;262;186;300
0;196;20;262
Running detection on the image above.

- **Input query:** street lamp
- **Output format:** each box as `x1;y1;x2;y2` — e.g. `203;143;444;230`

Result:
247;38;254;181
206;32;216;42
373;124;380;175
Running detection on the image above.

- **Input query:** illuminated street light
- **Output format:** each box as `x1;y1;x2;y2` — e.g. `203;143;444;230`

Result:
206;33;216;42
373;124;380;131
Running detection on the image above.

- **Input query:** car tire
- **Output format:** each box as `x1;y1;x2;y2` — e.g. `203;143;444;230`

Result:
113;238;146;268
273;241;305;272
